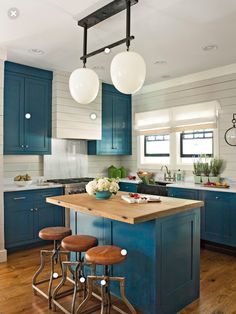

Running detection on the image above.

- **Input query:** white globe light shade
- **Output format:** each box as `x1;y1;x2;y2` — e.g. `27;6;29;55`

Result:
69;68;99;104
110;51;146;94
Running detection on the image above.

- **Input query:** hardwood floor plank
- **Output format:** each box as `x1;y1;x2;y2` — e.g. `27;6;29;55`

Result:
0;246;235;313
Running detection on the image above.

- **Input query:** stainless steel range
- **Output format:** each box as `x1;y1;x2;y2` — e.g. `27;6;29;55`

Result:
47;177;94;227
47;177;94;194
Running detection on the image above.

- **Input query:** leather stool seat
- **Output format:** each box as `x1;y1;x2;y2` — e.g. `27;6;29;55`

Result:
85;245;126;265
39;227;72;241
62;235;98;252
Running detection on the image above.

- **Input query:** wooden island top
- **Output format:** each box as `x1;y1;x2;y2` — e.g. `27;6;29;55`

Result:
47;192;204;224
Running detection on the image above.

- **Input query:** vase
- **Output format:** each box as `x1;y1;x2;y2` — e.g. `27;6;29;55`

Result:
194;175;202;184
201;176;209;184
209;176;220;183
95;191;112;200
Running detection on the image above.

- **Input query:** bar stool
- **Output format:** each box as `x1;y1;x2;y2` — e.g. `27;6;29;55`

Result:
76;245;137;314
32;226;72;308
52;234;98;314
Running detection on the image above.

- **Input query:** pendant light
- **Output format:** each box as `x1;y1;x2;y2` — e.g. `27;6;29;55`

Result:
71;0;143;104
69;26;99;105
110;1;146;94
224;113;236;146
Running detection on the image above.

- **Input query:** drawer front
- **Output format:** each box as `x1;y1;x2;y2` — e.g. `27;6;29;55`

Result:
168;188;198;200
119;182;138;193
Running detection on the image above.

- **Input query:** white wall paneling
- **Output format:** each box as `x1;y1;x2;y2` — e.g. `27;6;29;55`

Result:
121;72;236;180
52;71;102;140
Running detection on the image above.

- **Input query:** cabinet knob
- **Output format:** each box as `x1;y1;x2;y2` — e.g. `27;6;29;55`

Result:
25;113;31;119
34;208;38;211
216;196;219;199
21;145;24;148
30;208;34;212
25;145;29;148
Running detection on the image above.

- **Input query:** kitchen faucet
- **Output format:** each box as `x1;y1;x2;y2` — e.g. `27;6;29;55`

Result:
161;165;176;181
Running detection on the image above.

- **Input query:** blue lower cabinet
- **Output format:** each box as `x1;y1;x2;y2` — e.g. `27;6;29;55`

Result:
168;187;199;200
119;182;138;193
199;191;236;246
4;188;64;251
168;187;236;247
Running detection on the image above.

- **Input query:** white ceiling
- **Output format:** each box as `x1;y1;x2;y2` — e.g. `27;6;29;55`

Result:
1;0;236;85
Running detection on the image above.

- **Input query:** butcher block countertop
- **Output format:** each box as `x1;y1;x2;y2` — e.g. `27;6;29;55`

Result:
47;192;204;224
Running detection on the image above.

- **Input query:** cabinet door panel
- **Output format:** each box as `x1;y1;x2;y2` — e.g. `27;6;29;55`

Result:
4;203;34;248
24;77;51;154
200;192;232;244
4;73;25;154
113;94;131;155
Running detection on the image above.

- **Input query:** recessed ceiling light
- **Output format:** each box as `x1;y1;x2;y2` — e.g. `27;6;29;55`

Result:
104;47;111;54
202;44;218;51
28;48;45;55
154;60;167;65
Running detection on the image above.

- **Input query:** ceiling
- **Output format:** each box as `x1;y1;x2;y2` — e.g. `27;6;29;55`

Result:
1;0;236;85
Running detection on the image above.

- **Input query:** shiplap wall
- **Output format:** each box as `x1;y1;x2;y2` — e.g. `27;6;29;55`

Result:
3;156;43;178
53;71;102;140
121;73;236;179
0;57;6;261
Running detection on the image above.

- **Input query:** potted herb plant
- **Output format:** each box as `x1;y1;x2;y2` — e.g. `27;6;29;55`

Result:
209;158;224;183
193;161;203;184
202;162;211;184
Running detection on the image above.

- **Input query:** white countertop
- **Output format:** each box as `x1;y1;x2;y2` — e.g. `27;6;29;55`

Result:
119;178;142;184
167;182;236;193
4;183;63;192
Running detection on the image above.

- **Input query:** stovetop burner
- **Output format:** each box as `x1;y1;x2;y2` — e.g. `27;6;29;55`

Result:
47;177;94;184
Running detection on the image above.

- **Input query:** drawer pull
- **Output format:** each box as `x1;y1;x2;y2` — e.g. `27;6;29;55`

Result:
13;197;26;200
216;196;219;199
30;208;34;212
34;208;38;211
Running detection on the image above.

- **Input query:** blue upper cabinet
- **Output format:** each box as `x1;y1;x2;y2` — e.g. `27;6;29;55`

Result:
88;83;132;155
4;61;52;155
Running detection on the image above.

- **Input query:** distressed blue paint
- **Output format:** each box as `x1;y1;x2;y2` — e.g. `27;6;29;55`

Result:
88;83;132;156
4;61;52;155
119;182;138;193
168;187;236;247
71;207;200;314
4;188;64;251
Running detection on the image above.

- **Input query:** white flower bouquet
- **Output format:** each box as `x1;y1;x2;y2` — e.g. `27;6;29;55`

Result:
86;177;120;197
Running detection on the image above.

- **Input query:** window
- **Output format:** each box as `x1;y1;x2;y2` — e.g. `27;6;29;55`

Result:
180;130;213;158
144;134;170;156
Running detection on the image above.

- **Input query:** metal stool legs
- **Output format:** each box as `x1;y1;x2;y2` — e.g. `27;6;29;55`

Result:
52;253;87;314
76;266;136;314
32;240;69;309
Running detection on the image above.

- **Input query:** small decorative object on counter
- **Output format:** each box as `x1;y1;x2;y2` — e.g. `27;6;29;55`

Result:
119;166;127;178
209;158;224;183
108;165;116;178
86;177;120;199
176;169;182;181
113;168;121;178
14;173;32;186
193;161;203;184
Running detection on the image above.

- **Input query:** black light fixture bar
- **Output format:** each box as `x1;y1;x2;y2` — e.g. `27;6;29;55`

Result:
77;0;138;29
80;36;134;61
78;0;138;64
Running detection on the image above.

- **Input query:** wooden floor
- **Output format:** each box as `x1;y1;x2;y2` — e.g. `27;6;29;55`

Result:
0;246;235;314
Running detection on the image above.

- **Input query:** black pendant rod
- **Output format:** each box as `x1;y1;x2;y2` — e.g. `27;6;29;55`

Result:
83;25;87;67
78;0;138;63
80;36;134;61
126;0;131;51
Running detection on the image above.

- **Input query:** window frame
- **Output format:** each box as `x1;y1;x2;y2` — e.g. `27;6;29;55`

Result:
180;130;214;158
144;134;170;157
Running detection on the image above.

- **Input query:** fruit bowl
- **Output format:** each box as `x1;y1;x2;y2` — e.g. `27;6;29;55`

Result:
14;180;33;187
137;171;154;180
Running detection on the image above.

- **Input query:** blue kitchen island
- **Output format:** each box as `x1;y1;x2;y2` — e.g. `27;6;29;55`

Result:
47;192;203;314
